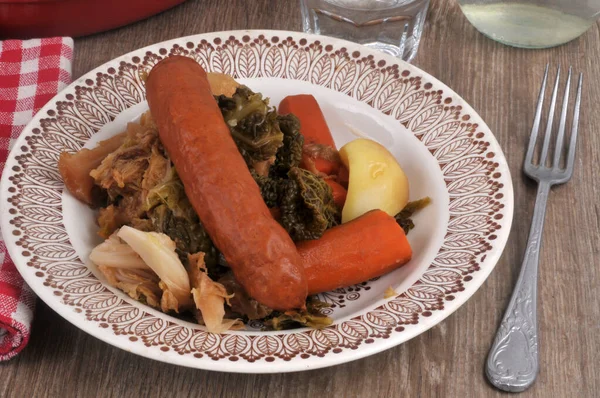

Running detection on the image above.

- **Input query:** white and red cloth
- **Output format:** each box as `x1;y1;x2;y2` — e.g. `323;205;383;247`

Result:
0;37;73;361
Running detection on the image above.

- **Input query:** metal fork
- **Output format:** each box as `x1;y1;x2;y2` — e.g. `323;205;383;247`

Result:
485;65;583;393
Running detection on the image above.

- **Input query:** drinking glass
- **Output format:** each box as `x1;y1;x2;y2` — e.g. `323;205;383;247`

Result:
300;0;430;62
457;0;600;48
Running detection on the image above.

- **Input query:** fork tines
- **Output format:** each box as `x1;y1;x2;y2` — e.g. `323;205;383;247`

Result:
524;65;583;183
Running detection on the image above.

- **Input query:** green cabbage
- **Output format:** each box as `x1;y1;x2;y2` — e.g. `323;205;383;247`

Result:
394;197;431;234
280;167;340;241
145;169;218;269
216;86;283;169
270;114;304;177
264;298;332;330
252;167;340;241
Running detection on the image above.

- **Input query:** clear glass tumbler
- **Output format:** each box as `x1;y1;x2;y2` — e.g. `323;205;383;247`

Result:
457;0;600;48
300;0;430;62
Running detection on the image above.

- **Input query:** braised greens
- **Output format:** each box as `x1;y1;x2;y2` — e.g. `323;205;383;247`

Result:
280;167;339;241
265;298;332;330
216;86;284;169
271;113;304;177
252;167;340;242
144;169;218;269
90;82;345;330
394;197;431;234
219;86;340;242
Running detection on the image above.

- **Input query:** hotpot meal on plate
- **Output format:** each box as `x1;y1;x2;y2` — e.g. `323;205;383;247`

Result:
58;56;429;333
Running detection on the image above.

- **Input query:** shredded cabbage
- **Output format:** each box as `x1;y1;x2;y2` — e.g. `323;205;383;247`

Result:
117;226;192;310
89;234;149;269
98;266;161;308
188;253;243;333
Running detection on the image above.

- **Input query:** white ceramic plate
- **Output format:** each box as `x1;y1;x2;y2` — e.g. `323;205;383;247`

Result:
0;30;513;373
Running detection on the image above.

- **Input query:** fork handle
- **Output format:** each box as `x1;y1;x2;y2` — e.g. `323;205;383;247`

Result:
486;181;551;392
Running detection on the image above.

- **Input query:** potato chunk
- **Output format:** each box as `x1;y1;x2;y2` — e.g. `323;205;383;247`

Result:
207;72;240;97
339;139;409;223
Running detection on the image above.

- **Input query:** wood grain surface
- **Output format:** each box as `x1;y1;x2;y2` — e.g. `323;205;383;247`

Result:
1;0;599;397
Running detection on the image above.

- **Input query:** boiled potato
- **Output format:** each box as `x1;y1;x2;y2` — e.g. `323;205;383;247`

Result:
339;138;409;223
207;72;240;97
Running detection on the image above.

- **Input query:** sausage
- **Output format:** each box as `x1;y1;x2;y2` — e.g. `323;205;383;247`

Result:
145;56;307;310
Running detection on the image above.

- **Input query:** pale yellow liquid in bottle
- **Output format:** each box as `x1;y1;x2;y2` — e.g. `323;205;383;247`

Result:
460;3;594;48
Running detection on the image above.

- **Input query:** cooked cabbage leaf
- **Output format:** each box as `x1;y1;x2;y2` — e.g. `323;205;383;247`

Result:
218;272;273;320
89;233;148;269
265;298;332;330
251;171;280;208
394;197;431;234
145;169;218;268
91;113;168;238
280;167;340;241
188;253;243;333
217;88;338;242
117;226;192;312
216;86;283;169
99;265;162;308
252;167;339;241
270;114;304;177
92;228;192;312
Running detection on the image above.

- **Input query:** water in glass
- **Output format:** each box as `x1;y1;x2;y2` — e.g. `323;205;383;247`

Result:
458;0;600;48
300;0;430;62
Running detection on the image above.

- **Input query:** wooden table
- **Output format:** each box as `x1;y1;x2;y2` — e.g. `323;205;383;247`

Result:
1;0;599;396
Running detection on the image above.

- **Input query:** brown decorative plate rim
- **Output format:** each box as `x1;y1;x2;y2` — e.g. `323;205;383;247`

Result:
0;30;513;373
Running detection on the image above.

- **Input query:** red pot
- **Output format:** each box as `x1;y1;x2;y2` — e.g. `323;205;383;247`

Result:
0;0;187;39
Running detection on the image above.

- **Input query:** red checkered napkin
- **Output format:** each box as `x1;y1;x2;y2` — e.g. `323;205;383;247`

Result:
0;37;73;361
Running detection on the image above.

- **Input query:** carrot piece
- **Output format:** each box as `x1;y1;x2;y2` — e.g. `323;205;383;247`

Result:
337;164;349;189
279;94;336;147
299;154;340;176
279;94;341;175
297;210;412;295
325;179;347;209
